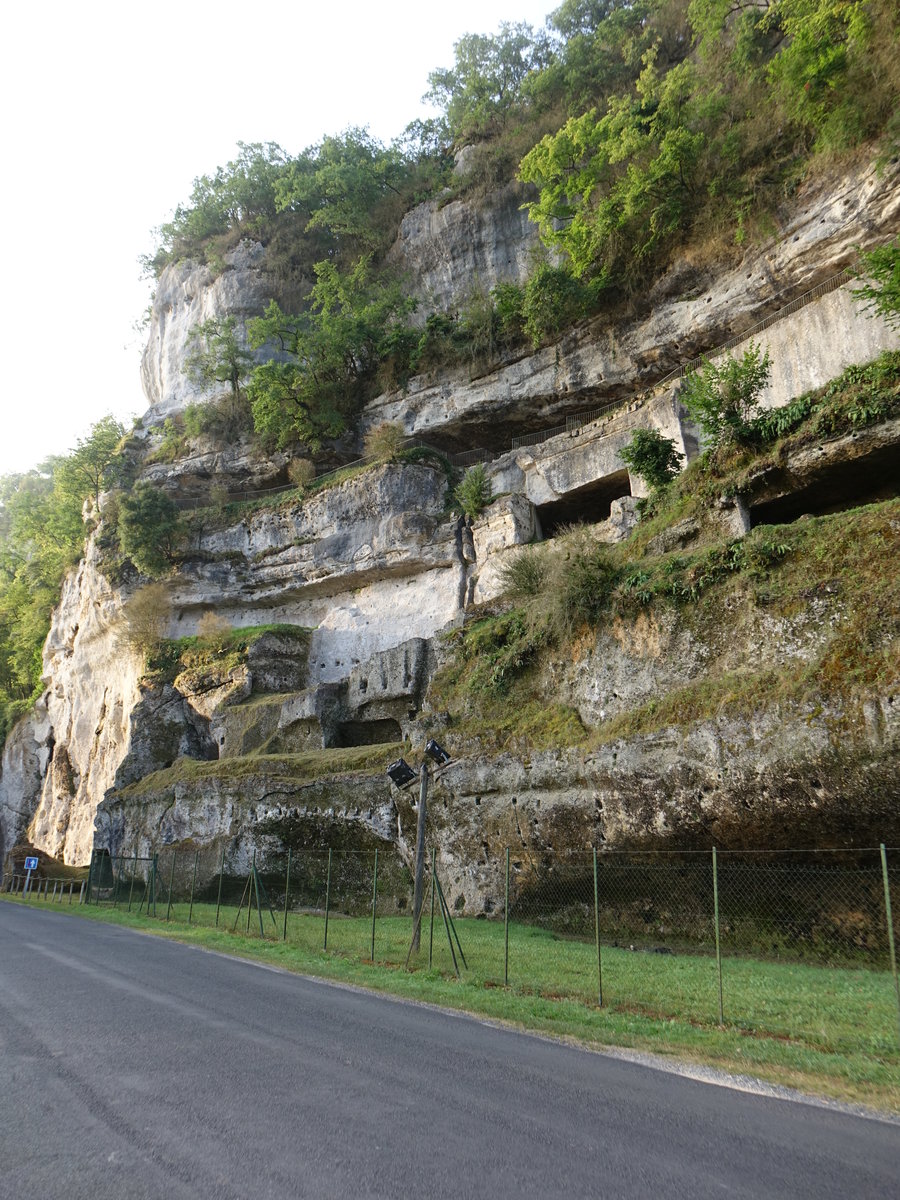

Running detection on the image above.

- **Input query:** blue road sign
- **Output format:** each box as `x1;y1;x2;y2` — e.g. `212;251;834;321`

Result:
24;857;38;871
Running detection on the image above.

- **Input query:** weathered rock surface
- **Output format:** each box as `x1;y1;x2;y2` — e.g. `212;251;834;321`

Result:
0;701;52;867
22;548;145;864
6;152;898;874
365;160;900;449
387;181;543;318
140;241;278;423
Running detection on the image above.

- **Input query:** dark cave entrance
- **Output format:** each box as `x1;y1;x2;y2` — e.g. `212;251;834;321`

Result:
535;470;632;538
334;718;403;748
749;442;900;528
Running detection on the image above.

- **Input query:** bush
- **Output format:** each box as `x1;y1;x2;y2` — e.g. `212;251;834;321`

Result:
122;584;171;659
499;547;547;597
118;484;184;578
852;237;900;329
681;342;772;448
492;281;526;347
363;421;406;463
619;429;683;490
287;458;316;489
555;530;620;632
522;264;592;348
196;611;232;650
455;464;492;519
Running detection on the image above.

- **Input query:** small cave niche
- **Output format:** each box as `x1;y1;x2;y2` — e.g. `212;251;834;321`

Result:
335;718;403;748
749;443;900;528
535;470;632;538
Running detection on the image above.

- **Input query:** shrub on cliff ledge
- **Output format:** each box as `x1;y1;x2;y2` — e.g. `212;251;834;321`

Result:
363;421;405;463
620;428;683;491
118;484;184;578
681;342;771;449
454;463;492;519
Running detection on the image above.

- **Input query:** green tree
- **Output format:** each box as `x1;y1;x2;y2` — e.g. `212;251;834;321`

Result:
148;142;290;272
426;22;550;142
455;464;493;519
680;342;771;447
520;56;710;285
852;238;900;329
247;260;416;449
619;428;683;489
118;484;184;578
55;414;126;508
274;129;409;261
185;316;255;434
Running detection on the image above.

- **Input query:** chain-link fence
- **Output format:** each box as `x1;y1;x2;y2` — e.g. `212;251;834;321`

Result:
5;843;899;1057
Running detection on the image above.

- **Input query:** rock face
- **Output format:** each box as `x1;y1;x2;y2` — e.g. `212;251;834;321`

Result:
365;160;900;449
387;181;543;317
12;547;146;865
140;241;277;423
4;152;898;872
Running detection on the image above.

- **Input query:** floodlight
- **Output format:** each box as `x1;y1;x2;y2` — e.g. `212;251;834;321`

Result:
425;738;451;766
386;758;417;788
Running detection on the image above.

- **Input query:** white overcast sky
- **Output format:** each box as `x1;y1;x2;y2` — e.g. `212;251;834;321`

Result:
1;0;555;476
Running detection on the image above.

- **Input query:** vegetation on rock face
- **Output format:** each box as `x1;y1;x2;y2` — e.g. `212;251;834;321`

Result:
140;1;898;450
680;342;772;448
117;484;184;579
436;352;900;752
454;463;493;519
852;237;900;330
143;623;311;689
619;427;683;491
0;416;128;740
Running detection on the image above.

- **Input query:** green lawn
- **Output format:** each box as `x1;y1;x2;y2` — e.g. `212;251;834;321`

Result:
6;889;899;1113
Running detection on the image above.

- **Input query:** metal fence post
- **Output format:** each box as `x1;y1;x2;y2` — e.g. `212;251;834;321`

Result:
323;848;332;950
151;853;159;917
370;849;379;962
429;847;436;968
215;846;226;927
880;844;900;1044
78;879;85;905
593;847;603;1008
128;850;138;911
166;851;177;923
282;848;292;942
712;846;724;1025
188;851;199;924
504;847;510;987
85;849;95;904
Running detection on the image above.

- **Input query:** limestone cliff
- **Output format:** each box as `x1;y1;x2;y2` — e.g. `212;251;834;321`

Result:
2;154;898;877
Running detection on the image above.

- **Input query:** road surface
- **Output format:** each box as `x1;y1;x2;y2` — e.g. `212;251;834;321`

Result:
0;902;896;1198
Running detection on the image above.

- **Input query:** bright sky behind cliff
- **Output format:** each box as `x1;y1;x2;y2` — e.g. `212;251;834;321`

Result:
1;0;554;476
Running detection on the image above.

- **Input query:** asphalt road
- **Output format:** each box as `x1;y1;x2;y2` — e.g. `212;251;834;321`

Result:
0;903;896;1200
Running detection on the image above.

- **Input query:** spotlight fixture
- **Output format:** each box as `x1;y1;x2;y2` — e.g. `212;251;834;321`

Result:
386;758;417;788
424;738;451;766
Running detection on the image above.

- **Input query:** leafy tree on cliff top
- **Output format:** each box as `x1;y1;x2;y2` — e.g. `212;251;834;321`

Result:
55;414;126;508
426;22;552;143
247;259;416;450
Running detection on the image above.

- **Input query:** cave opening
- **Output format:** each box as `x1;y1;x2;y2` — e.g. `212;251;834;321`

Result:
334;718;403;748
749;442;900;528
535;470;632;538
